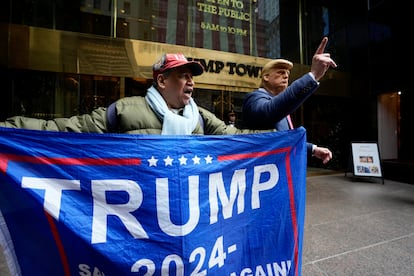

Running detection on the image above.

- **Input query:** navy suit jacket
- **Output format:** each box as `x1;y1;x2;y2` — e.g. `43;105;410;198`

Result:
242;73;319;155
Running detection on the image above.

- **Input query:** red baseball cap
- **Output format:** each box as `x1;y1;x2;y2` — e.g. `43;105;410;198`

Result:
152;53;204;79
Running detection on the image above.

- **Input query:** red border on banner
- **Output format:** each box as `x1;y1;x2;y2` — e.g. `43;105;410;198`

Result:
218;146;299;275
0;153;141;173
1;146;301;275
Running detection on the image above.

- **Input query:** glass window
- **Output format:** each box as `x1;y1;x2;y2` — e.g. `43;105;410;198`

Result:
4;0;268;57
1;70;120;120
78;75;120;114
123;1;131;15
93;0;101;10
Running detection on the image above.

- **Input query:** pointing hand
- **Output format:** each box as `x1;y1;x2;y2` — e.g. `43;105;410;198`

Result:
311;37;337;81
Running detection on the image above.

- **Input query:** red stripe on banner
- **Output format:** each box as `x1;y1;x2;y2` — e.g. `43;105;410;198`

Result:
219;146;300;274
285;150;300;275
217;147;289;161
0;156;8;174
45;211;71;276
0;153;141;173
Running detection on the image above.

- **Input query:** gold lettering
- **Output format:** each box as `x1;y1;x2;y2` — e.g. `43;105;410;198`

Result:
230;0;243;9
217;7;250;21
197;2;218;14
200;22;247;36
200;22;220;31
217;0;230;5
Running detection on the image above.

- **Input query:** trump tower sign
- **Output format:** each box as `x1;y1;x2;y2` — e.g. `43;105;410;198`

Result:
0;127;307;276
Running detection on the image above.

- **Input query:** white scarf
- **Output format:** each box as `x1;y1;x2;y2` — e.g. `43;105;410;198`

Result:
145;86;199;135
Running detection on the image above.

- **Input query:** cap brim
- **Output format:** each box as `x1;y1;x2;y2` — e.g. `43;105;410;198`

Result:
270;59;293;70
261;58;293;78
160;60;204;76
153;58;205;79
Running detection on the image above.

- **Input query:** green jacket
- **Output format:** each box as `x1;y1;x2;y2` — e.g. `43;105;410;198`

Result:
0;96;272;135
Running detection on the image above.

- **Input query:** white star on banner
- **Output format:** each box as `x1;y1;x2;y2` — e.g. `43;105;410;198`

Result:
179;155;188;165
192;155;201;165
164;156;174;166
204;155;213;164
148;156;158;167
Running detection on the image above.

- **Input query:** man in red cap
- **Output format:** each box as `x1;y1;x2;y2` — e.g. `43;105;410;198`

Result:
0;53;266;136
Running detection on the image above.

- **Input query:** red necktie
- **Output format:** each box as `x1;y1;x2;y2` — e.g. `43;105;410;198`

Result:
287;115;294;129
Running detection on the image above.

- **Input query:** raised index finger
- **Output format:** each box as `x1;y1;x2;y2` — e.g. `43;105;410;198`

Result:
314;37;328;55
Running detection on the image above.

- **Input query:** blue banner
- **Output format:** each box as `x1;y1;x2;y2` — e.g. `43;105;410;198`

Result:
0;126;307;276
